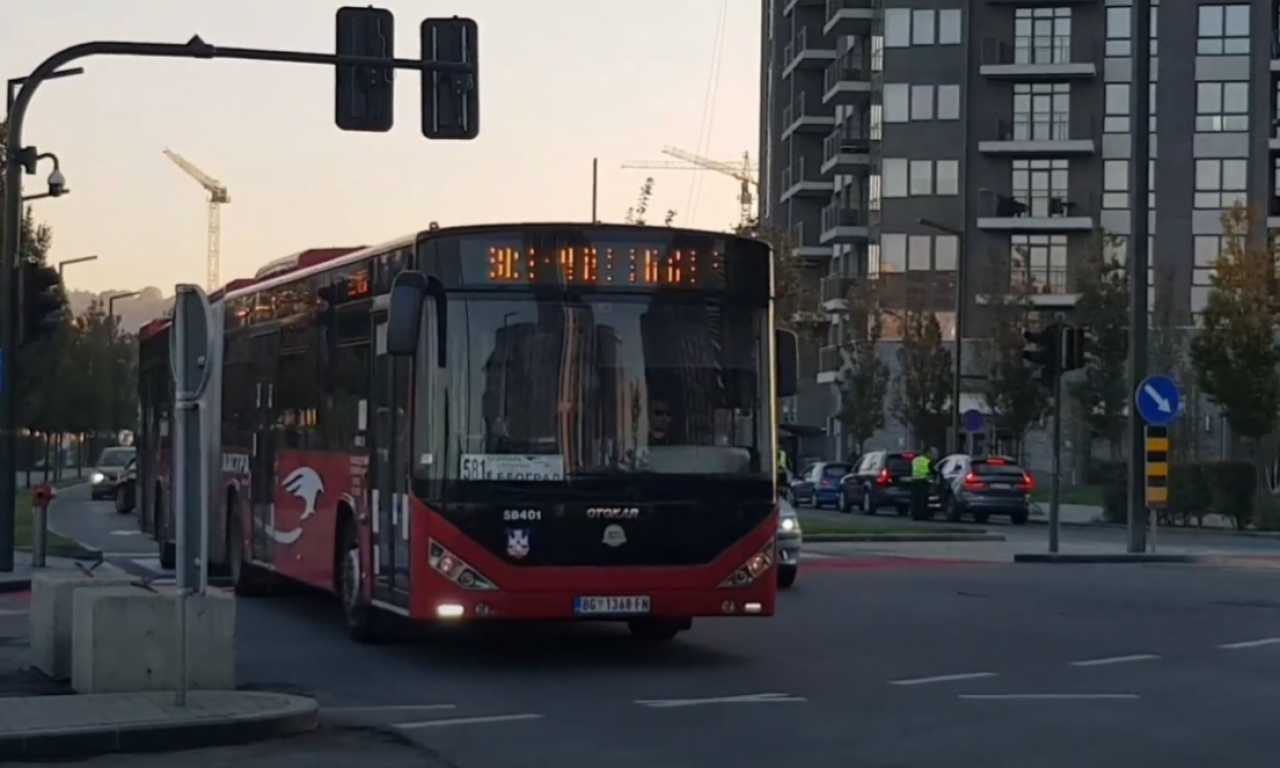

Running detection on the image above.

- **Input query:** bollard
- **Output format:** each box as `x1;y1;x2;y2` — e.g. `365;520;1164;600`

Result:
30;483;57;568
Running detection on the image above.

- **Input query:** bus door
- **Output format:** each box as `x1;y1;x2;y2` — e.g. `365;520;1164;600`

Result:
249;329;280;565
370;314;411;608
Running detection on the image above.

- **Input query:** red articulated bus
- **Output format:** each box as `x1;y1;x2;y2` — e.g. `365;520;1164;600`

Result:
136;223;797;642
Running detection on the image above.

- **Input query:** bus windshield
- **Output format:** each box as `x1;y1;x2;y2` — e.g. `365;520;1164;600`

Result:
417;293;772;480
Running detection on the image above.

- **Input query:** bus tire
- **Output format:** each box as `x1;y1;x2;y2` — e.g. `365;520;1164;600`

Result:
227;490;270;597
339;514;385;643
156;486;176;571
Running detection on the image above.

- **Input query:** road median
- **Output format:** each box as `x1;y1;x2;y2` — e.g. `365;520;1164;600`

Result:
799;516;1005;543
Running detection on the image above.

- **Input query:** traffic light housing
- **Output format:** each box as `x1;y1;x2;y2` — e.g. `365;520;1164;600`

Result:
21;262;65;346
420;17;480;140
1023;323;1062;388
334;6;396;132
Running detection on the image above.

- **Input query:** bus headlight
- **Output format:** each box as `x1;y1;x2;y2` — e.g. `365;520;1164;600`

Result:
719;539;776;588
429;540;498;591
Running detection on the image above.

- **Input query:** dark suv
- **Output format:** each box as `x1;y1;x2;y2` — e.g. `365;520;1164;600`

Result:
935;454;1034;524
838;450;939;516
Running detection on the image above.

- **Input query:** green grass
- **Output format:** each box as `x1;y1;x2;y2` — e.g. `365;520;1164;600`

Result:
14;488;76;552
1030;485;1106;506
798;517;973;536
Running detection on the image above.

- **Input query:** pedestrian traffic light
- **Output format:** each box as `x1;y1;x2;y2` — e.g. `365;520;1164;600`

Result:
21;262;65;346
1023;323;1062;388
334;6;396;133
1061;325;1089;372
420;17;480;140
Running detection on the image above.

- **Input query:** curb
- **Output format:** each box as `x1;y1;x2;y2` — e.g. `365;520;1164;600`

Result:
0;692;320;761
806;533;1006;543
1012;552;1202;564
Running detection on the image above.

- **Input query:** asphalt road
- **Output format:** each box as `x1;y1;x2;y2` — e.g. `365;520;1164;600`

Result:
33;491;1280;767
46;483;156;560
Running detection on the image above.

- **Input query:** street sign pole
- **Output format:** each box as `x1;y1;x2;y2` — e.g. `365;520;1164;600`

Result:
1134;374;1180;554
1144;425;1169;553
1048;325;1068;553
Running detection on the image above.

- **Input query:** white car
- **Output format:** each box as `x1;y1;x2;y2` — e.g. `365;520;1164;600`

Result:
777;497;802;589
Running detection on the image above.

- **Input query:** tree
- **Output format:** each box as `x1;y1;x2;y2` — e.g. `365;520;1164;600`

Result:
1149;263;1201;463
1190;204;1280;467
624;177;676;227
892;310;953;451
736;218;823;345
835;281;890;456
982;282;1049;463
1069;230;1129;458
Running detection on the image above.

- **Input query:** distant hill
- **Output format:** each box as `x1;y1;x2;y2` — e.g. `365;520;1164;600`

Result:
66;286;171;334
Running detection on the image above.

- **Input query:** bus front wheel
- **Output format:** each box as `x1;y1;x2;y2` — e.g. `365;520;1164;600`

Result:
339;517;386;644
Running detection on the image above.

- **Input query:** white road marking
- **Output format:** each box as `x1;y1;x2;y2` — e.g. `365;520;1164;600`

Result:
635;692;806;708
889;672;997;687
960;694;1139;701
1218;638;1280;650
110;530;143;536
1070;654;1160;667
327;704;456;714
395;713;543;729
800;552;834;560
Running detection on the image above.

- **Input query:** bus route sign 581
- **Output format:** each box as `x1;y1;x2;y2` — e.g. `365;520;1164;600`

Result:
460;454;565;482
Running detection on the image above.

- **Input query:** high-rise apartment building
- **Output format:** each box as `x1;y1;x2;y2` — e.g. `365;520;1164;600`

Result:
761;0;1269;461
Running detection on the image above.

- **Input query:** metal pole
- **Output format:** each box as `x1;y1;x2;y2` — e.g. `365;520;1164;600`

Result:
5;68;85;116
1049;325;1064;553
31;503;46;567
918;218;964;452
591;158;599;223
57;255;98;276
1126;0;1152;553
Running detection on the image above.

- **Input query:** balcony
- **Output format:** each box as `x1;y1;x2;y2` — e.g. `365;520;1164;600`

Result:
789;222;830;263
821;123;873;174
783;0;822;16
979;37;1098;80
781;93;837;140
978;265;1077;308
783;27;837;79
977;116;1096;156
780;159;835;202
820;204;870;243
975;192;1097;232
820;274;855;311
824;0;877;37
817;344;842;385
822;52;873;105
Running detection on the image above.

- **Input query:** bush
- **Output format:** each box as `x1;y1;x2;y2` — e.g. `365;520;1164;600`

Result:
1087;459;1127;487
1098;460;1256;527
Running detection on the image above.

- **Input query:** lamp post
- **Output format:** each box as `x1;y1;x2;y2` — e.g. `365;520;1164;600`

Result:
106;291;140;434
918;218;966;454
6;68;85;116
58;255;97;276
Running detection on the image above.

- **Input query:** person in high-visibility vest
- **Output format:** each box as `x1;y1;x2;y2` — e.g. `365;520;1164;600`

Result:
910;449;934;521
777;448;791;494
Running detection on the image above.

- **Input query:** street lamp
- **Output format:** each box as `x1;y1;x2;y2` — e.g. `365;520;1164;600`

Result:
6;68;85;116
106;291;140;433
918;217;966;454
58;255;98;276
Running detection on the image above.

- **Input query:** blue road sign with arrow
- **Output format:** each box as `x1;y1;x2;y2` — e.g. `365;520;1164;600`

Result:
1135;374;1181;426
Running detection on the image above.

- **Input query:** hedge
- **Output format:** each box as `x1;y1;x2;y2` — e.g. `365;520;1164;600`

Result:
1093;459;1256;528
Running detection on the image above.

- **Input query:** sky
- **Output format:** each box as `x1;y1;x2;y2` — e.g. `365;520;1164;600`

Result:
0;0;760;295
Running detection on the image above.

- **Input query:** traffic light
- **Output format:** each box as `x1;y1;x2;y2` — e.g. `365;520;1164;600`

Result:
21;262;65;346
420;17;480;140
1023;323;1062;388
334;6;396;133
1061;325;1088;372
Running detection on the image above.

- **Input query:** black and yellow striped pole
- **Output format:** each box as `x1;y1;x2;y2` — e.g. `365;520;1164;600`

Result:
1144;425;1169;551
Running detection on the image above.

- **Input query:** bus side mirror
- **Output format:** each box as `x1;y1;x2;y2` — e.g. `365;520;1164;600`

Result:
775;329;798;398
386;271;448;366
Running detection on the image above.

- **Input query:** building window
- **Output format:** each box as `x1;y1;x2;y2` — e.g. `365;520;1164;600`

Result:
1106;6;1131;56
1013;82;1070;140
912;10;936;45
1104;83;1129;133
935;160;959;195
1103;160;1128;209
1010;234;1068;295
1014;7;1072;65
937;85;961;120
909;160;934;195
869;173;881;210
1011;159;1070;217
1196;82;1248;132
885;9;911;47
1197;4;1249;55
880;233;907;272
883;83;909;122
1193;159;1247;209
938;9;962;44
910;85;934;120
882;159;908;198
908;235;932;270
934;236;958;271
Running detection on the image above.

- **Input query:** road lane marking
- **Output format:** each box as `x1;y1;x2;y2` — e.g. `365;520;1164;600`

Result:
109;530;143;536
889;672;997;686
960;694;1139;701
395;713;543;729
635;692;806;708
1218;638;1280;650
328;704;457;714
1070;654;1160;667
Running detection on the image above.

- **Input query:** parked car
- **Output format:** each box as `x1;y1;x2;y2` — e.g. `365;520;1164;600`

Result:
90;446;137;501
935;454;1034;525
776;496;802;589
789;462;853;508
114;458;137;515
838;450;940;516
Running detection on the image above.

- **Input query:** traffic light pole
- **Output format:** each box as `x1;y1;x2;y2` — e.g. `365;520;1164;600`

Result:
0;34;477;572
1126;0;1153;554
1048;336;1065;554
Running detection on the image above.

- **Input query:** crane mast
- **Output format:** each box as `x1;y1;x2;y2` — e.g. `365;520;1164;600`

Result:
163;148;230;291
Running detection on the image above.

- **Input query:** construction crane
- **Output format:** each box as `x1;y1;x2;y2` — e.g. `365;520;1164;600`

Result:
622;146;758;227
163;149;230;291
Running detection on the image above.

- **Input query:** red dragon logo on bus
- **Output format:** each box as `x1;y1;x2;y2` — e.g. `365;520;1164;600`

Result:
270;467;325;545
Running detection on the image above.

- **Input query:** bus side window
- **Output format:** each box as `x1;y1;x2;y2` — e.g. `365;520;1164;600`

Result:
321;342;370;452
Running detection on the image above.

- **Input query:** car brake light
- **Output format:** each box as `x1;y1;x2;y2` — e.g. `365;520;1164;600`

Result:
962;472;985;489
987;458;1006;465
875;468;892;485
719;538;776;588
1018;473;1034;491
902;453;915;459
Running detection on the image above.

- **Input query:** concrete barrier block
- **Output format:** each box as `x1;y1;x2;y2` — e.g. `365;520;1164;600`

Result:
29;571;137;680
70;587;237;694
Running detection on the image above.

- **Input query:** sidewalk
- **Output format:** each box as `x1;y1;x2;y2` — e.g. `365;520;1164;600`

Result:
0;690;319;761
0;551;106;594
